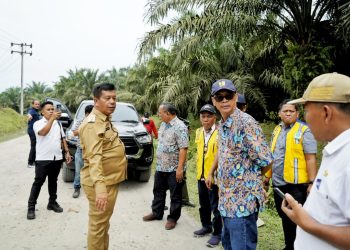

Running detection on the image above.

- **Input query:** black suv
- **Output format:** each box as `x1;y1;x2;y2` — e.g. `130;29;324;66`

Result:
47;98;154;182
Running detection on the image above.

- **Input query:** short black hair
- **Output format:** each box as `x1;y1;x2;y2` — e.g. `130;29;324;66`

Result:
85;105;94;114
324;103;350;116
144;112;150;118
278;99;298;112
40;101;53;109
92;83;116;98
160;103;177;115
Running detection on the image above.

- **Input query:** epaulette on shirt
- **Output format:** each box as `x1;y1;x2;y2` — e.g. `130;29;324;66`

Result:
87;114;96;123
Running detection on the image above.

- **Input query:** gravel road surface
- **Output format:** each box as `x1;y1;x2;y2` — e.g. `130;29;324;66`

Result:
0;135;210;250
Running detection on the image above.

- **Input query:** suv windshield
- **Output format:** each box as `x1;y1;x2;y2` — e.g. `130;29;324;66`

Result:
76;102;139;123
111;105;139;122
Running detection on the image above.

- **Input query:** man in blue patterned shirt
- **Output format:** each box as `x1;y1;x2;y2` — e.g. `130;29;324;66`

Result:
206;79;273;250
143;103;189;230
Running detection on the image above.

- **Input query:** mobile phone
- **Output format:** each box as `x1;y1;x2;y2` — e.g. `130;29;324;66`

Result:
273;187;285;199
56;104;62;111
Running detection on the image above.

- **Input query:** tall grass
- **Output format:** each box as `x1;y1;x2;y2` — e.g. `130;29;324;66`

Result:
0;108;27;142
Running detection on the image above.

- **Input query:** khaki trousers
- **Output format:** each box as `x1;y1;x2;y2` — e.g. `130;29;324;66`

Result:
83;184;119;250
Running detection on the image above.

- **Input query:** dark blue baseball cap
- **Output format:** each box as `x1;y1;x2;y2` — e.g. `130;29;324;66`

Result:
200;104;216;114
211;79;237;95
237;93;246;104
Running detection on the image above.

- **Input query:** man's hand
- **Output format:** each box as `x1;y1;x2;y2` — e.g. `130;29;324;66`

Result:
95;192;108;212
176;168;184;183
263;177;270;191
27;114;33;121
205;174;213;190
50;111;60;121
281;193;315;230
65;152;72;164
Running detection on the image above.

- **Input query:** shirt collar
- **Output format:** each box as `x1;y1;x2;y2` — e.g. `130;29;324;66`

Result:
93;108;110;122
221;108;240;128
324;128;350;155
204;124;216;134
168;116;178;126
280;121;296;130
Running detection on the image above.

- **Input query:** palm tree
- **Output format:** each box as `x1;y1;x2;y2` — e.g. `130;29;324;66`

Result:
0;87;21;112
104;67;130;90
139;0;350;100
24;81;53;107
53;68;105;111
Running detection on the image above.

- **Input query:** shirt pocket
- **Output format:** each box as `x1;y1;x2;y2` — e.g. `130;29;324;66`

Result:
104;129;117;143
312;186;332;223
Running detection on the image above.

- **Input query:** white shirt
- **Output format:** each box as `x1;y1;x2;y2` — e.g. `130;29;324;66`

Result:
295;128;350;250
204;124;216;146
34;118;65;161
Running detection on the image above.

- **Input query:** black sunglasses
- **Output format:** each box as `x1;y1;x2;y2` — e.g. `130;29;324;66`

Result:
213;92;235;102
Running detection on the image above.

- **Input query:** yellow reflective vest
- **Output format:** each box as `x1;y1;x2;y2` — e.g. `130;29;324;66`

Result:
266;121;309;184
195;127;218;180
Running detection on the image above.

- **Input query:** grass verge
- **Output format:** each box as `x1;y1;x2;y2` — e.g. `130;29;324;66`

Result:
0;108;27;142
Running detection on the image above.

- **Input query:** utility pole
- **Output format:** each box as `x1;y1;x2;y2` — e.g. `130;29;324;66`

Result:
11;42;32;115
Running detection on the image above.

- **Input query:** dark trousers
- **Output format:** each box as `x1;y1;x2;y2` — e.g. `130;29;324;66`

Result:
28;133;36;165
28;160;62;208
182;173;190;202
152;171;184;222
198;180;222;235
274;184;308;250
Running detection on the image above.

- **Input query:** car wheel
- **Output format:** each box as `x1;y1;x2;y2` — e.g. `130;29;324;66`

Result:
137;168;151;182
62;162;75;182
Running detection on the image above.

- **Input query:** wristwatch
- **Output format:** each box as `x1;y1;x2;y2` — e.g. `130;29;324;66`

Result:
309;180;314;185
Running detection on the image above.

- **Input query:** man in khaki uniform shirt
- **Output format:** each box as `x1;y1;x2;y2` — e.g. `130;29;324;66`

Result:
79;83;127;250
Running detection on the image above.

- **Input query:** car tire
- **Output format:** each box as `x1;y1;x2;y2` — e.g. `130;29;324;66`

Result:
62;162;75;182
137;168;151;182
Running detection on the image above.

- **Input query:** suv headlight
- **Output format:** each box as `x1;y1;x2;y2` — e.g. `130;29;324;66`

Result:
136;134;152;144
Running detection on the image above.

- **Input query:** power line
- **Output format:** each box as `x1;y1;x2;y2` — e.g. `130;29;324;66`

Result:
0;27;22;41
0;57;19;72
11;42;32;115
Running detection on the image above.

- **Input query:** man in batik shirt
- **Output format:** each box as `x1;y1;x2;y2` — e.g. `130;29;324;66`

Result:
206;79;273;250
143;103;189;230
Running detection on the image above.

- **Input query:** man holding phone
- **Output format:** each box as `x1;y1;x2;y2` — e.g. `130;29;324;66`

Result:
264;99;317;250
27;101;72;220
282;73;350;249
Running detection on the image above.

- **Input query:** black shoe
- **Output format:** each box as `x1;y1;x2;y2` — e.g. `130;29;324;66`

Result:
182;200;196;207
194;227;212;237
72;188;80;198
206;235;221;247
27;208;35;220
47;202;63;213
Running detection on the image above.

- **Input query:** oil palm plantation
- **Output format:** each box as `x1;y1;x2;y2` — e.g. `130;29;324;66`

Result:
24;81;52;107
139;0;350;103
54;68;104;111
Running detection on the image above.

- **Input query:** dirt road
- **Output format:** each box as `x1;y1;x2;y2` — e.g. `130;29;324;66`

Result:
0;135;209;250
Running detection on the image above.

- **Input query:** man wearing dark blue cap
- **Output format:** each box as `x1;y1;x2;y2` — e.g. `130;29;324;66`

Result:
237;93;247;112
206;79;273;250
193;104;222;247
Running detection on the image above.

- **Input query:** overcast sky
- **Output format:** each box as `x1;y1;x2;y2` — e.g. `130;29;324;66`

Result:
0;0;152;92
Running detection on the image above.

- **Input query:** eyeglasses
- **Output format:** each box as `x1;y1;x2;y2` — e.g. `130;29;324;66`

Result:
213;92;235;102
